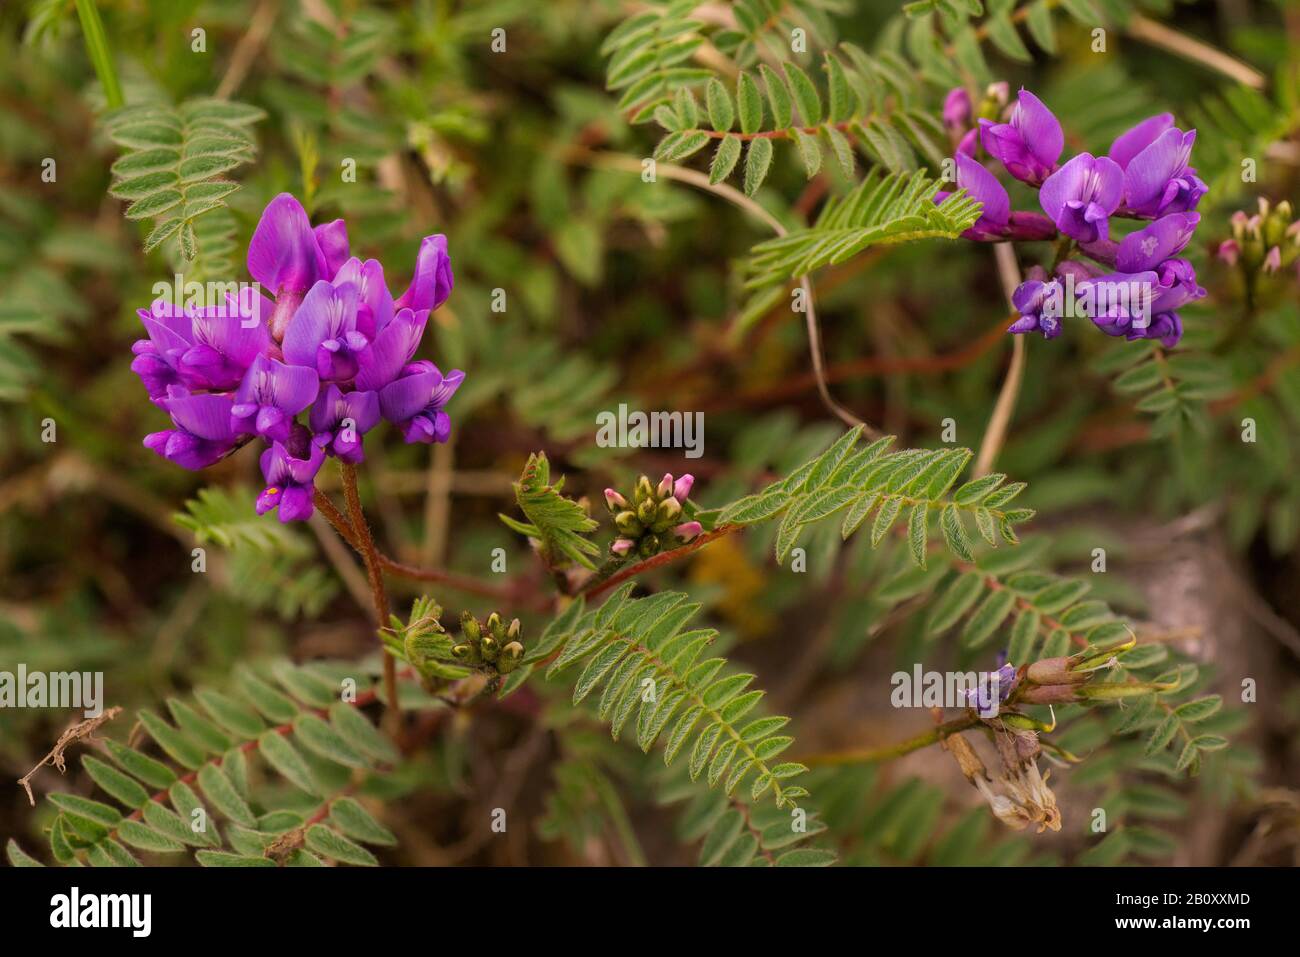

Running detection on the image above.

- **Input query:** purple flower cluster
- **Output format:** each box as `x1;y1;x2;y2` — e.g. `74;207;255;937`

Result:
940;88;1208;347
133;194;462;522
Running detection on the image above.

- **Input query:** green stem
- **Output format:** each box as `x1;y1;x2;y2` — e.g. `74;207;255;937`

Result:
799;713;982;767
75;0;125;110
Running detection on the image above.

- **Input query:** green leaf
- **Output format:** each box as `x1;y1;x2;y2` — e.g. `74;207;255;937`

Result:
793;128;822;177
940;504;975;562
743;138;774;196
927;572;985;635
737;72;764;134
709;134;742;184
294;713;368;768
1174;695;1222;722
330;797;397;845
961;588;1017;648
759;64;793;129
907;502;928;567
706;77;734;131
196;764;257;826
784;63;822;125
305;825;378;866
258;732;320;795
82;755;149;810
118;819;185;854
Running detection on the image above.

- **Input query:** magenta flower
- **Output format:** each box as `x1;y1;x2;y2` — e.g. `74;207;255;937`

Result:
309;384;381;463
134;193;461;521
144;392;239;471
936;153;1010;241
1115;212;1200;272
1108;113;1174;170
395;235;453;313
1007;267;1065;340
378;361;466;444
282;280;369;383
1116;126;1207;218
943;87;972;132
230;354;319;443
131;293;271;401
978;89;1063;185
256;433;326;523
334;257;394;339
1039;153;1123;243
354;308;429;391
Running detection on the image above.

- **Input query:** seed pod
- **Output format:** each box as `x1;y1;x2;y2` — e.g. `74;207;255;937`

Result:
1020;683;1080;704
1026;657;1088;686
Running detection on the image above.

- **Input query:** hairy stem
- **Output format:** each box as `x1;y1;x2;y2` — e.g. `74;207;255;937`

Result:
339;461;398;731
580;525;740;600
799;713;982;767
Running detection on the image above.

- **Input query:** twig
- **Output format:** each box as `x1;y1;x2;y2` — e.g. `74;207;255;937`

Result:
339;461;399;730
18;707;122;805
215;0;281;99
580;525;740;601
308;512;374;612
1127;13;1266;89
570;148;880;436
799;713;982;768
973;244;1026;477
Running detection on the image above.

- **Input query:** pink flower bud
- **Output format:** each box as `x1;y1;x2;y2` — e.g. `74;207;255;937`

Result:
672;521;702;542
656;473;674;499
1264;245;1282;274
610;538;634;556
672;474;694;501
604;488;628;511
1217;239;1239;266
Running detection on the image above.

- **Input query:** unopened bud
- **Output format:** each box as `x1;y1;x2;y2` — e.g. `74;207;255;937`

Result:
614;510;642;536
506;618;521;641
499;641;524;673
460;613;481;642
656;497;682;525
480;634;499;662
